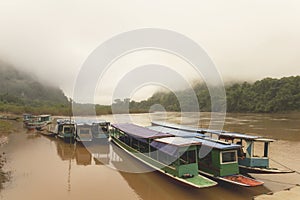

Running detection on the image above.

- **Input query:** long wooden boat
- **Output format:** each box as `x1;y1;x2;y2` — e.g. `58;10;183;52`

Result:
148;126;263;186
110;123;217;188
151;121;294;174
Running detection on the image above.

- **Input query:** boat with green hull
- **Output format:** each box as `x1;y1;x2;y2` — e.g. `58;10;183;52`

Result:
23;114;52;130
151;121;294;174
110;123;217;189
148;126;264;186
56;119;76;143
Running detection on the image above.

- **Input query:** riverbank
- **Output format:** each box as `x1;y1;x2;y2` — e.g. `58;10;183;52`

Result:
254;185;300;200
0;118;19;190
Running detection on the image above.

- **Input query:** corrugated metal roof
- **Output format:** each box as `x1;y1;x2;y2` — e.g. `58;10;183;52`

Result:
111;123;173;139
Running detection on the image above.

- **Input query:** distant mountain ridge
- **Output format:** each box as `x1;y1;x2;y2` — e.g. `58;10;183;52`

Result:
0;62;68;106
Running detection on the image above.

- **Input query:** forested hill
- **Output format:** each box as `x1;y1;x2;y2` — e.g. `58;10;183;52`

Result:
0;63;69;114
124;76;300;113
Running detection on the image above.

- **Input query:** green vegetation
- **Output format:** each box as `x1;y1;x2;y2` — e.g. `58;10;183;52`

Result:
0;63;70;115
113;76;300;113
1;62;299;114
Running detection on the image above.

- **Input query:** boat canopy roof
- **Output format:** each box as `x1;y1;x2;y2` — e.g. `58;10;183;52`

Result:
152;121;274;142
74;118;110;125
147;126;205;138
154;137;201;147
150;137;200;157
57;119;75;125
192;137;241;150
152;121;206;133
112;123;173;139
39;114;51;117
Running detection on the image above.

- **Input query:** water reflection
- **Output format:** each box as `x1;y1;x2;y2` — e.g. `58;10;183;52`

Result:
109;143;271;200
45;135;270;200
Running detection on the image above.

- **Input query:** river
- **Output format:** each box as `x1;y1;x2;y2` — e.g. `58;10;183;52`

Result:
1;112;300;200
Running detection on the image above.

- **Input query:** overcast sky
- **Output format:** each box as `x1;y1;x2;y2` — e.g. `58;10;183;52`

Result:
0;0;300;104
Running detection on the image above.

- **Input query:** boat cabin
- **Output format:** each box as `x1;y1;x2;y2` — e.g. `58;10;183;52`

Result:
76;123;93;142
57;120;76;143
148;126;240;177
205;131;275;169
92;120;110;139
39;115;52;124
192;137;240;177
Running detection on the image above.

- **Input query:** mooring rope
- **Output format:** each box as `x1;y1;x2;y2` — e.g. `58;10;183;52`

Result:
269;157;300;175
256;177;297;186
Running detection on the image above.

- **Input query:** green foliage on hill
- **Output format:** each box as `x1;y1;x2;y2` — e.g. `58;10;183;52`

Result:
1;61;299;115
0;63;69;115
113;76;300;113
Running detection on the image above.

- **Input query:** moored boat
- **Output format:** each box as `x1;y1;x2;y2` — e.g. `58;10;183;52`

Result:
75;123;93;143
23;114;52;130
110;123;217;189
56;119;76;143
147;126;264;186
91;120;110;140
151;121;294;174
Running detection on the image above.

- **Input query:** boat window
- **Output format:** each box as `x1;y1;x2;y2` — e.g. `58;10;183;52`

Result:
221;151;237;164
64;126;74;134
139;141;149;153
179;150;196;165
132;138;139;150
79;129;90;135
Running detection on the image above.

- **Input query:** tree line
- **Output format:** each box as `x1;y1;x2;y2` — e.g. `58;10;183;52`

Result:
113;76;300;113
1;62;299;115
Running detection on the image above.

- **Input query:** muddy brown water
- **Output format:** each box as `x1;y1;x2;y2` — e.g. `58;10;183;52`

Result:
1;112;300;200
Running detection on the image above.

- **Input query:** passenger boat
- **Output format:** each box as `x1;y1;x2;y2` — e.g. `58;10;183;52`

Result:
75;123;93;143
91;120;110;140
110;123;217;189
151;121;294;174
23;114;52;130
148;126;264;186
56;119;76;143
74;119;110;143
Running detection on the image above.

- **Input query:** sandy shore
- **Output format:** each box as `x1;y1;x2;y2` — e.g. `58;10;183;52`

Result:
254;185;300;200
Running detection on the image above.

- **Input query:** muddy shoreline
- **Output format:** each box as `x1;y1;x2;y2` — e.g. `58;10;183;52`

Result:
0;115;21;190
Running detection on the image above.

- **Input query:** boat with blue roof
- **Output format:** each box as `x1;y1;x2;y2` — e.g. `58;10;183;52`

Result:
110;123;217;188
152;121;294;174
148;126;264;186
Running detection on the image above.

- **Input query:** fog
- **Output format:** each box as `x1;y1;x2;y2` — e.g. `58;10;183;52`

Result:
0;0;300;104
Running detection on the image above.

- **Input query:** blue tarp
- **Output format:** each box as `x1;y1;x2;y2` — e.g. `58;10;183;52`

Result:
150;140;179;157
112;123;173;139
151;137;201;157
147;126;205;138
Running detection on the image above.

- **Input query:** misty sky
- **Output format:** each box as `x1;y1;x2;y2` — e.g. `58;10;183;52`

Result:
0;0;300;104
